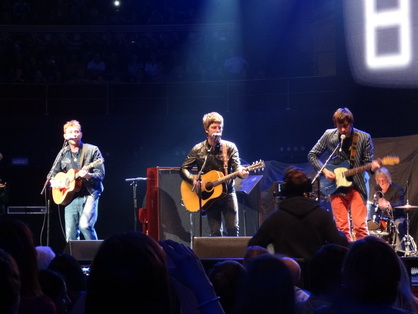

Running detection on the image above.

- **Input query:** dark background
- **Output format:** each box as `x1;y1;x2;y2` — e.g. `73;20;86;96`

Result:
0;0;417;251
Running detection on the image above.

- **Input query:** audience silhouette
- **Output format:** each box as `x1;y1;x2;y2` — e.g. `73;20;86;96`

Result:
296;243;348;314
0;217;56;314
317;236;414;314
233;253;295;314
208;260;246;314
48;253;87;313
0;248;20;314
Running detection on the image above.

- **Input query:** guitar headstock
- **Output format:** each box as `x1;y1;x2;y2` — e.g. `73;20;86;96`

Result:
246;160;265;172
379;156;400;166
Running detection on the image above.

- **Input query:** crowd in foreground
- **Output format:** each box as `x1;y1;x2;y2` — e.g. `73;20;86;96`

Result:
1;216;418;314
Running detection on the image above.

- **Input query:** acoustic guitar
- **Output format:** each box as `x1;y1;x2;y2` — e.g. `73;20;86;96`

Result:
320;156;399;195
181;160;264;212
52;158;104;205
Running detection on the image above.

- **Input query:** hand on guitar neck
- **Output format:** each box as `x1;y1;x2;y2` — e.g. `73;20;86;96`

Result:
320;156;399;195
323;159;384;182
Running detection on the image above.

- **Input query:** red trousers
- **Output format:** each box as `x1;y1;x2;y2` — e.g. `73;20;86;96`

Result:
330;188;368;241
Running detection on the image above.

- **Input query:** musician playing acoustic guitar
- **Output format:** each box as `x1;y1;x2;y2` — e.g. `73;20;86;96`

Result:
50;120;105;242
308;108;381;241
179;112;248;237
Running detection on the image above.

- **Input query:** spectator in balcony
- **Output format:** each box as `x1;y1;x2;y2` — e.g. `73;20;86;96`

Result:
86;52;106;82
146;8;165;24
126;53;144;82
12;0;31;23
12;67;25;83
144;52;163;82
224;47;248;80
65;53;87;83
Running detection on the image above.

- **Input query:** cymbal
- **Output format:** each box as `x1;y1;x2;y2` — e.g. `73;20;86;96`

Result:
395;204;418;209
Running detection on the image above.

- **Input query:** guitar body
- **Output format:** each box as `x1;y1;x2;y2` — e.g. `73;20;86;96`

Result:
51;158;104;206
319;156;400;195
180;160;265;212
320;160;352;195
181;170;227;212
52;169;82;205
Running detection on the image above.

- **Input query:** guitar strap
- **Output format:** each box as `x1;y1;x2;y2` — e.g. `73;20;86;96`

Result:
70;145;86;170
222;142;229;176
349;131;359;168
79;144;86;168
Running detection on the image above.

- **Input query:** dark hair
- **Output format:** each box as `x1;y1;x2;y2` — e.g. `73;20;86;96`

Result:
0;248;20;313
282;167;312;197
0;218;41;295
342;236;401;305
234;254;295;314
333;107;354;126
85;231;178;314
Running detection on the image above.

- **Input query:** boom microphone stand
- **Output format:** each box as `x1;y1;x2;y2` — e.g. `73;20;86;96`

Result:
40;139;69;247
311;141;342;197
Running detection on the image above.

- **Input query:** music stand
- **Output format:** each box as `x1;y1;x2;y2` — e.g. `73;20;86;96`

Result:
235;175;263;236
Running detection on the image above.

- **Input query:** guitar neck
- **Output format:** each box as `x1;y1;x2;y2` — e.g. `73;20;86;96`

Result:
212;170;240;187
344;163;372;178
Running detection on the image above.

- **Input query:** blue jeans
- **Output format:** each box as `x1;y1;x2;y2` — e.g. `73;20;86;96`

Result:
65;194;99;241
206;192;239;237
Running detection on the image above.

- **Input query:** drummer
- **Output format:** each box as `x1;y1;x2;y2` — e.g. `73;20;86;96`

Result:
373;167;405;249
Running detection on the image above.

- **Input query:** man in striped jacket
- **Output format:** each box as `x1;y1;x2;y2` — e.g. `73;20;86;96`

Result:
308;108;381;241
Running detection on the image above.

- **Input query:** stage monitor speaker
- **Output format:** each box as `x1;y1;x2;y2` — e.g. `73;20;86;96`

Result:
193;236;251;259
65;240;103;263
144;167;210;247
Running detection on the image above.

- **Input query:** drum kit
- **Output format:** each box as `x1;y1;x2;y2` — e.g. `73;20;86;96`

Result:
369;202;418;256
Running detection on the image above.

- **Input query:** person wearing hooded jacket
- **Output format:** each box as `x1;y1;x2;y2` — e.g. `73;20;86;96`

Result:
248;167;348;259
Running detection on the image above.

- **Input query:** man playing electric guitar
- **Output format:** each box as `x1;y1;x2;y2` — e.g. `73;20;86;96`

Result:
180;112;248;237
308;108;381;241
50;120;105;242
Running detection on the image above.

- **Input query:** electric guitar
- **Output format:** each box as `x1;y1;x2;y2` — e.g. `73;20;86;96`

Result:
180;160;264;212
51;158;104;205
320;156;399;195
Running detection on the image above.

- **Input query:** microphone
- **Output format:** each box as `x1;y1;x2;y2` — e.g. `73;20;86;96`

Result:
212;133;222;138
339;134;346;152
65;136;76;141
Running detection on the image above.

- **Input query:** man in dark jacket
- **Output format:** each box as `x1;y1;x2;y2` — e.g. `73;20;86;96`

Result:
51;120;105;241
248;167;348;259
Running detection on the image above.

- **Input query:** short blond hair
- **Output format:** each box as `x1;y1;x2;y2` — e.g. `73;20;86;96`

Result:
202;112;223;131
63;120;82;133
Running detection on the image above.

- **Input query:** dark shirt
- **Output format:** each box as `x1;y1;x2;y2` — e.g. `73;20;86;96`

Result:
179;139;242;194
52;142;105;197
374;183;405;219
248;196;348;259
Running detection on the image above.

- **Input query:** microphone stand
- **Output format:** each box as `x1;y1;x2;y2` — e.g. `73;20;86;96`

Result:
311;141;342;200
40;139;68;247
191;140;215;245
125;177;147;231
